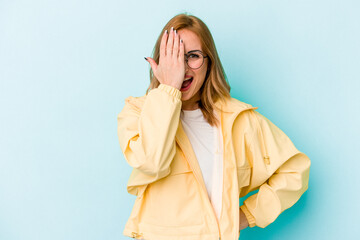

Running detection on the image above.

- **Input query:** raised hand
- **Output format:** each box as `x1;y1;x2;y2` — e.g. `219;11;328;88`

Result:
145;27;185;90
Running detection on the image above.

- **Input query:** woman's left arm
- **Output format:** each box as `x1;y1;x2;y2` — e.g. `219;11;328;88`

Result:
240;110;311;228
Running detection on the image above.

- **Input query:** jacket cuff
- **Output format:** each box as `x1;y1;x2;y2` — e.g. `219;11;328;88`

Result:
158;84;182;99
240;205;256;228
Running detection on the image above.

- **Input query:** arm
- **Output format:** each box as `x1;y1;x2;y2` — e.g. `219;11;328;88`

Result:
118;27;186;197
117;84;182;196
240;110;311;228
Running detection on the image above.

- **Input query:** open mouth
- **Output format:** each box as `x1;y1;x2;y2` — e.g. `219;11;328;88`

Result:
181;77;193;91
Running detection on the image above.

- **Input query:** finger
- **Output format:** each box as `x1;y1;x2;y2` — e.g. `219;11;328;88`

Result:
166;27;174;56
160;30;168;58
178;38;184;63
173;29;179;58
145;57;158;72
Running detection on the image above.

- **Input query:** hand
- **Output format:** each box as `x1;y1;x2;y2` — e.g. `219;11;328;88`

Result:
239;208;249;231
145;27;185;90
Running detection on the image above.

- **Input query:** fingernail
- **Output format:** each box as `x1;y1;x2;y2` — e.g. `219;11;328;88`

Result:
165;30;167;34
174;29;177;35
144;57;148;61
171;27;173;31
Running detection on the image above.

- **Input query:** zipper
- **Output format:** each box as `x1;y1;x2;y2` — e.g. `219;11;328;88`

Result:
226;106;259;239
176;106;259;240
251;110;270;165
131;231;143;239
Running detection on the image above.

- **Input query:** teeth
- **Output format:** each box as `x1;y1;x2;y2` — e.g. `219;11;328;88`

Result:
185;77;193;81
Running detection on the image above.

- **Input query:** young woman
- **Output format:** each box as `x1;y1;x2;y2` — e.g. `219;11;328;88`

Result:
117;13;311;240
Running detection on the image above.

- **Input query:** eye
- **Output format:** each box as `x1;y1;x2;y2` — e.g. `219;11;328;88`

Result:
188;53;200;59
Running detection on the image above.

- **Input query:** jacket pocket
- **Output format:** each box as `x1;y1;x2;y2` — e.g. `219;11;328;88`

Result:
140;152;205;227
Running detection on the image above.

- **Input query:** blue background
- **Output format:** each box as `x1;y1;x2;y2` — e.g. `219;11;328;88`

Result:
1;0;359;239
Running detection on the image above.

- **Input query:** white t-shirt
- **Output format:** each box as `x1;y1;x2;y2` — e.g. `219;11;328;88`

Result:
180;108;223;221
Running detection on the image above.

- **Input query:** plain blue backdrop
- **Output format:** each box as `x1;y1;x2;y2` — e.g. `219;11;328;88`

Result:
1;0;359;239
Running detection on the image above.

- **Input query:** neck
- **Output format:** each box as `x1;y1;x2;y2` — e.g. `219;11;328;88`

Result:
182;97;201;110
182;92;201;110
182;103;199;110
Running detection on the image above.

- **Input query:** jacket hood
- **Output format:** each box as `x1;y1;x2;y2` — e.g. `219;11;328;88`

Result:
214;97;257;115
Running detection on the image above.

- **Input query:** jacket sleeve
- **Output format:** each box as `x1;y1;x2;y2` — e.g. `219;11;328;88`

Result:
240;110;311;228
117;84;182;196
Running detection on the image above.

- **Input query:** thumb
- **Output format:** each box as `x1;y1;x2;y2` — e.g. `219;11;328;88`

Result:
144;57;157;72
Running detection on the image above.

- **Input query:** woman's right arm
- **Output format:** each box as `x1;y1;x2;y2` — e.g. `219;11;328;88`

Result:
117;84;182;178
117;27;185;196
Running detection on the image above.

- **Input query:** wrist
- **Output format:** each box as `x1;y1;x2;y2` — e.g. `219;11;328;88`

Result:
167;83;181;90
158;84;182;99
240;205;256;228
239;208;249;230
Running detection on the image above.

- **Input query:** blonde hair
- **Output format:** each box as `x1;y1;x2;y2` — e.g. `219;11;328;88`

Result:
146;13;231;127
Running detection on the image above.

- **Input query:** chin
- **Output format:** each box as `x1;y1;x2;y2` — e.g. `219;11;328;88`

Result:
181;96;190;102
181;95;199;106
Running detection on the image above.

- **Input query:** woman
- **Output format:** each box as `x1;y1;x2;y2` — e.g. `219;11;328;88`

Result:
117;13;311;240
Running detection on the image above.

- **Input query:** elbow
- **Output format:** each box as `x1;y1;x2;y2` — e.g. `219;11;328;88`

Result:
300;153;311;192
291;153;311;194
124;142;176;178
138;160;172;178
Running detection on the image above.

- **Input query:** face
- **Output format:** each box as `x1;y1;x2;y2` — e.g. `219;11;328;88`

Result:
177;29;208;110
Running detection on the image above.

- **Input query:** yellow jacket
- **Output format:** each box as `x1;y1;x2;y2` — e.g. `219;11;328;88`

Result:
117;84;311;240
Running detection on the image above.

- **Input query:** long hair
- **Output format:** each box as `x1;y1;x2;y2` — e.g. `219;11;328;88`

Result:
146;13;231;127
